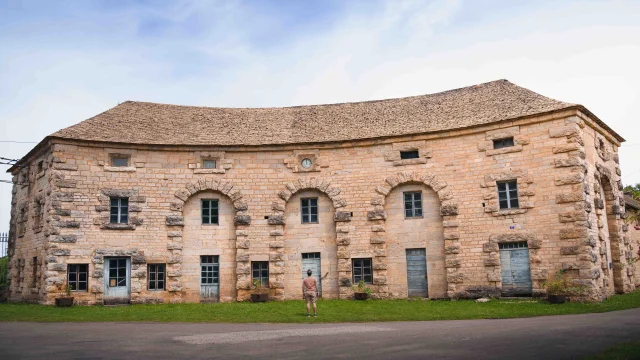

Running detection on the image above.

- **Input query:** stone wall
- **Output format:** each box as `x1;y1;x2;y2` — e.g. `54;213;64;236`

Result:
7;109;637;304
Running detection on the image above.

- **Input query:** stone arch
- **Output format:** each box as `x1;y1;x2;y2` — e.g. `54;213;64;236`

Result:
367;171;460;298
268;178;352;299
164;178;251;303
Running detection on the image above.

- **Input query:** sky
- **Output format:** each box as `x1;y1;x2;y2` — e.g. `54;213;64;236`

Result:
1;0;640;232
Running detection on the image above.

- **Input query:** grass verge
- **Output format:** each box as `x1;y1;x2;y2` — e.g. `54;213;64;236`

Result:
584;341;640;360
0;290;638;323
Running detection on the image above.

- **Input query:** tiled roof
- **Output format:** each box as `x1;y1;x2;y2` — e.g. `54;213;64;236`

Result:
48;79;617;146
625;194;640;210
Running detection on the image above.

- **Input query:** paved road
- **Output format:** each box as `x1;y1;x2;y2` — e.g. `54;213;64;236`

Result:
1;308;639;359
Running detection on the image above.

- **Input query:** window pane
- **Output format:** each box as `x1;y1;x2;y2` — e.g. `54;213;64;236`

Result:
110;198;118;207
301;199;308;207
310;214;318;223
120;198;128;207
203;160;216;169
120;214;128;223
497;182;506;191
509;189;518;199
310;198;318;207
510;199;519;208
415;208;423;217
400;150;419;159
500;200;509;209
112;157;129;167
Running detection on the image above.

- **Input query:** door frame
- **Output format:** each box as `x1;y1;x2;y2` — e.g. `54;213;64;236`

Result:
103;257;131;305
200;255;220;302
301;252;322;297
405;248;428;298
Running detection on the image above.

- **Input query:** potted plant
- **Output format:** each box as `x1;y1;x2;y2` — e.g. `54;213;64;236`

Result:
352;280;371;300
250;279;269;302
543;270;586;304
55;284;74;307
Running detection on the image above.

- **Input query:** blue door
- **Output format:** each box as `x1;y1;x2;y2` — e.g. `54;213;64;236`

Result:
104;257;130;304
499;242;532;296
406;248;428;297
200;255;219;302
302;252;322;297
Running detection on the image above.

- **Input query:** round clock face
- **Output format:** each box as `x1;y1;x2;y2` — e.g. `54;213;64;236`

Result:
301;158;313;169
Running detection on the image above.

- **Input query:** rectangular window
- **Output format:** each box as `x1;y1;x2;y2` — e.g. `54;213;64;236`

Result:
493;137;515;149
37;160;44;173
200;256;220;285
110;197;129;224
148;264;166;290
252;261;269;287
301;197;318;224
404;191;423;218
32;257;38;288
111;155;130;167
203;159;217;169
352;258;372;284
201;199;219;225
68;264;88;291
499;242;528;250
400;150;420;159
108;258;127;287
498;181;519;209
302;252;321;259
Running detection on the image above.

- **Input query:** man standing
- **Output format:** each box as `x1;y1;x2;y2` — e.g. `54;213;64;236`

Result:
302;269;318;317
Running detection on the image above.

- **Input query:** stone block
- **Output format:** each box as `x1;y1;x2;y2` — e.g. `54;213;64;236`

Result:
440;203;459;216
555;172;584;186
447;272;464;284
367;209;387;220
483;243;499;253
50;235;77;243
559;228;588;239
483;258;500;266
336;237;351;246
165;215;184;226
370;236;385;244
267;214;285;225
234;214;251;226
334;211;352;222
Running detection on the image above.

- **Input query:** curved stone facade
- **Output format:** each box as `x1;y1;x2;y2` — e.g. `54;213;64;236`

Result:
6;93;637;305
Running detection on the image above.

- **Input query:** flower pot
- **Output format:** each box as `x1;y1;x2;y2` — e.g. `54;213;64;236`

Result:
354;292;369;300
55;297;74;307
251;293;269;302
547;294;566;304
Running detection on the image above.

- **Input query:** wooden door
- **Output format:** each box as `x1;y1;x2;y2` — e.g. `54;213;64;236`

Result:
103;257;130;305
500;242;532;296
200;255;220;302
406;248;428;297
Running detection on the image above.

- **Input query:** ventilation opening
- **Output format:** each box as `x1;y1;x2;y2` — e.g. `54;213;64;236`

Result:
493;137;514;149
264;216;269;220
400;150;419;159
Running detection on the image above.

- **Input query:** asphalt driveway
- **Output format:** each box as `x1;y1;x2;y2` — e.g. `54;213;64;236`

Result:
1;308;639;359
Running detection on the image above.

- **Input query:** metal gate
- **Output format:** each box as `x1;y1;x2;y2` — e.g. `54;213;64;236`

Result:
103;257;130;304
301;252;322;297
499;242;532;296
406;248;428;297
200;255;220;302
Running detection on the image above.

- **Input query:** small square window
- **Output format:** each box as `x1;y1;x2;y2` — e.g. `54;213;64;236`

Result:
301;198;318;224
404;192;423;218
493;138;515;149
203;159;216;169
201;199;219;225
148;264;166;290
352;258;372;284
110;197;129;224
252;261;269;287
497;181;519;209
68;264;88;292
111;155;130;167
400;150;420;159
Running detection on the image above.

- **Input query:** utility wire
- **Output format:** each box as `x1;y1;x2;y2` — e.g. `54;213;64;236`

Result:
0;157;18;162
0;141;38;143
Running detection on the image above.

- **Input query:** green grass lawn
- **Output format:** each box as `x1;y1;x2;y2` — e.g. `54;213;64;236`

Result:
584;341;640;360
0;290;639;323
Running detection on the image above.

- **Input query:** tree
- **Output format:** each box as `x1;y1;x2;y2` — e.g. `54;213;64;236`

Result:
623;183;640;199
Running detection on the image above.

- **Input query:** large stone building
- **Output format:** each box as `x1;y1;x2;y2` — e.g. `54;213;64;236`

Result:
6;80;637;305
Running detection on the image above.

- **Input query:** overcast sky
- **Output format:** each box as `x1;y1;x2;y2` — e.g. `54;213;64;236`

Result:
1;0;639;231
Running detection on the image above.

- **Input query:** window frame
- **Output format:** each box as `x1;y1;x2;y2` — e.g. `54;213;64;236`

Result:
251;261;269;288
200;255;220;285
493;137;515;149
203;159;217;169
32;256;38;288
403;191;423;218
497;180;519;210
201;199;220;225
109;197;129;224
352;258;373;285
110;154;130;167
400;150;420;159
147;263;166;291
301;197;319;224
67;264;88;292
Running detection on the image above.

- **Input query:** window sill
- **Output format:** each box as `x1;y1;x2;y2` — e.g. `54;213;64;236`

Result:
404;216;424;220
101;223;136;230
393;158;427;166
104;166;136;172
194;168;225;174
485;145;523;156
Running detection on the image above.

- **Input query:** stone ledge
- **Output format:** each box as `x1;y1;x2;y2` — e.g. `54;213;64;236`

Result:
101;223;136;230
104;166;136;172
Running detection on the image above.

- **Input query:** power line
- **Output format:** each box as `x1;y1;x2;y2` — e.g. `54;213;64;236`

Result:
0;180;13;184
0;140;38;144
0;157;18;162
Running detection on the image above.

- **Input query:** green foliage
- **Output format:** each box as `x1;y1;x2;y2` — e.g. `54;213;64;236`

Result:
623;183;640;199
543;270;588;296
252;278;267;294
0;257;8;287
0;290;639;323
352;280;371;296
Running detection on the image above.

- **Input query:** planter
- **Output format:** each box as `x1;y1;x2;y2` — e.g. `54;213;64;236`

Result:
250;293;269;303
55;297;74;307
547;294;566;304
354;292;369;301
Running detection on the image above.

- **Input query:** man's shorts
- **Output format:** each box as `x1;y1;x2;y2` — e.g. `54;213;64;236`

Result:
304;291;317;304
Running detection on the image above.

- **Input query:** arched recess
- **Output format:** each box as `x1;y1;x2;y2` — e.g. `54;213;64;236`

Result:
367;172;460;299
165;178;250;303
268;178;352;300
595;173;626;295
